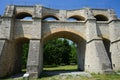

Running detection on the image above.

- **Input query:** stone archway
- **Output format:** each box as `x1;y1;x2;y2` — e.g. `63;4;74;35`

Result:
14;37;30;73
42;30;86;72
1;5;119;78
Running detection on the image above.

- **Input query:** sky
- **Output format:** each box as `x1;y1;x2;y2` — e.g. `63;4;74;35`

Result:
0;0;120;18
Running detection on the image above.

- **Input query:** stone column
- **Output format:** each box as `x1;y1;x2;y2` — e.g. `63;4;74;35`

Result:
0;5;15;78
109;20;120;71
27;39;43;78
0;40;6;57
2;5;14;40
32;4;42;39
77;41;86;71
59;10;67;21
0;39;18;78
0;40;6;77
27;4;43;78
84;8;112;73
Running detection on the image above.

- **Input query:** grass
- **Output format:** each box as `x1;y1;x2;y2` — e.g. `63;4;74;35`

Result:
118;70;120;72
2;65;120;80
3;74;120;80
92;74;120;80
43;65;77;71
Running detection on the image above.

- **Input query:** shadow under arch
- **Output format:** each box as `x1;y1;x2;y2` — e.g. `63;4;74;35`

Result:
42;14;59;21
15;12;32;19
42;29;86;72
94;14;108;21
68;15;85;21
14;37;30;74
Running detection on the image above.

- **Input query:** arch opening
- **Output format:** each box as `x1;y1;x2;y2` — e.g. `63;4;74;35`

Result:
42;15;59;21
68;15;85;21
14;37;29;74
43;38;77;69
15;12;32;20
41;31;86;76
95;15;108;21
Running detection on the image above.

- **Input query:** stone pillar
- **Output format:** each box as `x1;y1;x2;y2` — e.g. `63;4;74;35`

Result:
2;5;14;40
77;41;86;71
109;20;120;71
0;39;18;78
108;9;117;21
0;40;5;57
27;39;43;78
59;10;67;21
85;8;112;73
0;40;6;77
32;4;42;39
0;5;15;78
27;5;43;78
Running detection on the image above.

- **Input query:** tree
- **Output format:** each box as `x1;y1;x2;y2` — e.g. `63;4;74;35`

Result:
21;38;77;68
43;38;75;65
61;39;71;65
70;42;77;63
44;38;63;65
22;43;29;69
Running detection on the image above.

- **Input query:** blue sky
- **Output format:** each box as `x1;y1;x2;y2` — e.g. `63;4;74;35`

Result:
0;0;120;18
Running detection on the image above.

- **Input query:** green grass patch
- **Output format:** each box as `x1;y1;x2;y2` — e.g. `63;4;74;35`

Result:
2;65;120;80
118;70;120;72
5;74;120;80
92;74;120;80
37;74;120;80
43;65;77;71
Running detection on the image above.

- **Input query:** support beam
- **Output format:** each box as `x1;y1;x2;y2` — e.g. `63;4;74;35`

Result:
0;40;17;77
85;9;112;73
77;41;86;71
85;40;112;73
0;40;5;57
27;40;43;78
109;20;120;71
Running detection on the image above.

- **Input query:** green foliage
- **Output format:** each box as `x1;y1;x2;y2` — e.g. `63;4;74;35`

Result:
44;38;63;65
70;43;77;63
22;43;29;69
61;39;71;65
21;38;77;69
43;38;77;65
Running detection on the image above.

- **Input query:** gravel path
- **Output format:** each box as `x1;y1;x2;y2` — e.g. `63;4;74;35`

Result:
9;71;92;79
42;71;92;77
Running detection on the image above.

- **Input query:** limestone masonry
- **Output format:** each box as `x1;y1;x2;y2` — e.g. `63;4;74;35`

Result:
0;4;120;78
